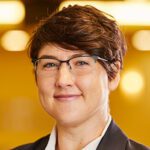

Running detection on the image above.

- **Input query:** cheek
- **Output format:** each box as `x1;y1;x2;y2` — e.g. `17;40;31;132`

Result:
36;77;56;115
37;76;55;98
77;71;109;103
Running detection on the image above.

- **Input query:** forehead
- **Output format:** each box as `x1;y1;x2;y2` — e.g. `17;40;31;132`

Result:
38;43;86;59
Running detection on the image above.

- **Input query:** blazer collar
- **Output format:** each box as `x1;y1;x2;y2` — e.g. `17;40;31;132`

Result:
34;120;128;150
96;120;127;150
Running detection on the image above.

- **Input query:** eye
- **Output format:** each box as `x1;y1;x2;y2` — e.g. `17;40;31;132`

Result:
43;62;58;69
75;61;89;66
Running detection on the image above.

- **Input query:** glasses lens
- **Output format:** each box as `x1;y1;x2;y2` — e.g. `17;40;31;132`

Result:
70;56;96;75
36;58;59;77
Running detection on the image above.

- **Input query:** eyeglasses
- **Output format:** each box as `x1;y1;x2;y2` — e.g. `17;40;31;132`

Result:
32;54;108;77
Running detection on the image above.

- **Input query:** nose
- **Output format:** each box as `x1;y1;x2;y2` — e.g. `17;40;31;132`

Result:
55;63;75;88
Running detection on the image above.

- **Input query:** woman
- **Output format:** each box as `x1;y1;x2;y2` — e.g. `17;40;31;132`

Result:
13;5;149;150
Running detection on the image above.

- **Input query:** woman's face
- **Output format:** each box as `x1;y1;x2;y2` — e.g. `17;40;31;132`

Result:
36;43;118;127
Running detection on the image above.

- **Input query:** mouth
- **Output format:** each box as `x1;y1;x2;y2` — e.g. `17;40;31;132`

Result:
54;94;81;101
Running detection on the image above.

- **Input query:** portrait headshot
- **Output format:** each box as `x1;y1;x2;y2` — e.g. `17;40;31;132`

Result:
5;3;149;150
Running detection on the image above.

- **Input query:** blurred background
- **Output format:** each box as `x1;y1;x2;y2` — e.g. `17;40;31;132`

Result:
0;0;150;149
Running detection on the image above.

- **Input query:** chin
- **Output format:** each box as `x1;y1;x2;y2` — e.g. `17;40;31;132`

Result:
55;113;86;127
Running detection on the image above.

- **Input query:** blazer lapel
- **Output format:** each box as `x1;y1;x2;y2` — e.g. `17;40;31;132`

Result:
96;120;127;150
33;134;50;150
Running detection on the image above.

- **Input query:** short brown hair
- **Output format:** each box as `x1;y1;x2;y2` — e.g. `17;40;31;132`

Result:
29;5;127;80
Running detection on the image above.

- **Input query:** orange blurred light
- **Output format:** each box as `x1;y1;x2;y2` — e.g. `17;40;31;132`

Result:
0;1;25;25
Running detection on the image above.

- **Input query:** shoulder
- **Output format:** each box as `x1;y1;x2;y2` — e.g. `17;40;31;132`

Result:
11;134;50;150
126;139;150;150
97;119;150;150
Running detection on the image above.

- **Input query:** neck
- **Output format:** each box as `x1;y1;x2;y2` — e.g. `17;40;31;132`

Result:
56;113;110;150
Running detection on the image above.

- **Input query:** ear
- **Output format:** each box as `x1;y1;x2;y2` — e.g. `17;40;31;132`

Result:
108;72;120;91
108;61;120;91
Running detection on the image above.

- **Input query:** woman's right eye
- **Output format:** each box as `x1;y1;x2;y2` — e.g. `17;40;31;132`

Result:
43;63;57;69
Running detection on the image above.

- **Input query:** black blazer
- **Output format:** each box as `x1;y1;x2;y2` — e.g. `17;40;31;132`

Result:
12;120;150;150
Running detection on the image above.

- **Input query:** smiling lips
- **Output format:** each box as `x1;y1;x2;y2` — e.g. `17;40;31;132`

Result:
54;94;81;101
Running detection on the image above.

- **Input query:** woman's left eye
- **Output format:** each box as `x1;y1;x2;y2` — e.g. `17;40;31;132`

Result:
76;61;89;66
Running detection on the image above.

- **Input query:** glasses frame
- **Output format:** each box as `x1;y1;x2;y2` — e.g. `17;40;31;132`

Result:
32;54;108;70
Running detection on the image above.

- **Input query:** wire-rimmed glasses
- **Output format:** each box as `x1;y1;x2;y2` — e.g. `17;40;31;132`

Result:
32;54;108;77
